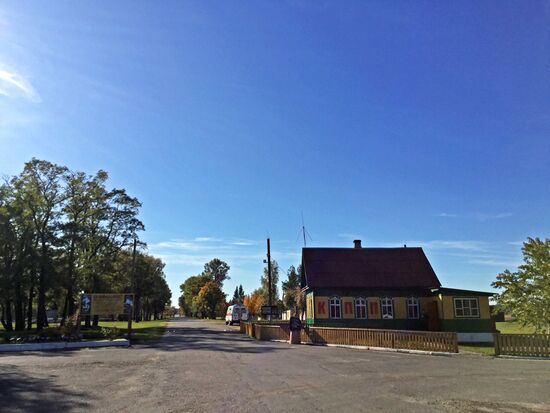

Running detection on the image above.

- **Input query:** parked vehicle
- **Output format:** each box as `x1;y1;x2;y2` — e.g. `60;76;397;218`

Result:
225;305;249;325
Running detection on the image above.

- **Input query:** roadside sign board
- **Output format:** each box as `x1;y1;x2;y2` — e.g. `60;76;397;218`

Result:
80;294;92;316
124;294;134;317
80;293;134;316
261;305;279;317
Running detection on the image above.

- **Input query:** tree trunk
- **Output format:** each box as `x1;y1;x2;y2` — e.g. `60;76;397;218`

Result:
67;286;75;318
92;315;99;327
36;279;47;331
60;284;75;326
60;292;69;326
4;299;13;332
27;283;34;330
1;306;5;330
36;241;48;331
14;278;24;331
134;295;141;323
62;238;76;325
0;305;7;330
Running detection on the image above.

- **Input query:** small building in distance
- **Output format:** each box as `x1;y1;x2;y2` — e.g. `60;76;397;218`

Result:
301;240;494;342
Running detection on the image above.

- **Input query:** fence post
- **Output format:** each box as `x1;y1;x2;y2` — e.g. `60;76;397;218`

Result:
494;333;500;356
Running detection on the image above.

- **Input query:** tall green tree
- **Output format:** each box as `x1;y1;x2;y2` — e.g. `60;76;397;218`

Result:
192;281;226;319
492;237;550;333
201;258;230;286
282;265;300;311
12;159;68;330
232;286;240;304
238;285;245;303
0;159;164;332
179;274;211;316
260;260;279;304
230;284;245;305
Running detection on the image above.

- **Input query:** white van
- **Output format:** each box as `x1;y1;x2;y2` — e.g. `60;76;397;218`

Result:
225;304;249;325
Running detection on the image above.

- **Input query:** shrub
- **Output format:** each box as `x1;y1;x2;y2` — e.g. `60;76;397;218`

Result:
101;327;120;340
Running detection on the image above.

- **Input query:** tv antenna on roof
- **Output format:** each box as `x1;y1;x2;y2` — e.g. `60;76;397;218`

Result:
300;212;312;247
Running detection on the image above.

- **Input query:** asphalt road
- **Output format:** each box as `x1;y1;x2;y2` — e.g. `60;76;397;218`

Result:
1;318;549;413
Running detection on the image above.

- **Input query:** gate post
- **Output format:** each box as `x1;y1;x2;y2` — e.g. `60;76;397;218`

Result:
494;333;500;356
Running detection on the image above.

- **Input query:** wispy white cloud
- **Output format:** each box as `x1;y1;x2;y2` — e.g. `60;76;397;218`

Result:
194;236;222;242
467;258;522;268
231;240;256;246
507;241;525;246
474;212;513;221
0;68;41;102
385;240;488;251
418;240;488;251
148;236;298;270
435;212;513;221
338;232;364;240
437;212;458;218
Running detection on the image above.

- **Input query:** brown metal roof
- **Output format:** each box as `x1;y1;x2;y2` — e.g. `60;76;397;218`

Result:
302;247;441;289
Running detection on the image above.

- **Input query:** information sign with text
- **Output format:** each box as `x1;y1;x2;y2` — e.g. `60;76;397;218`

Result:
80;293;134;316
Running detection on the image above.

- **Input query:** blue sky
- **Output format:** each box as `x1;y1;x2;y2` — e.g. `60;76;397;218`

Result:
1;1;549;304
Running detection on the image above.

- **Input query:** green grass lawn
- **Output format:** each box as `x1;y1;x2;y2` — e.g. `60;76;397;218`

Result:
1;319;167;344
496;321;536;334
458;321;537;356
458;343;495;356
80;320;167;342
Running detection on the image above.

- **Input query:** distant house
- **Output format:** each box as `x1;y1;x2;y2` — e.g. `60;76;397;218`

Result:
301;240;494;342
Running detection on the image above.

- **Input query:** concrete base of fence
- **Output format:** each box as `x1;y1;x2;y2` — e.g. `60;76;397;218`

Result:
457;332;494;343
265;338;455;356
497;355;550;361
0;339;129;353
302;342;456;357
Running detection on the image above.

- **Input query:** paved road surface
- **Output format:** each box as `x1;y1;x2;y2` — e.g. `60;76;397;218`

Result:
1;318;549;412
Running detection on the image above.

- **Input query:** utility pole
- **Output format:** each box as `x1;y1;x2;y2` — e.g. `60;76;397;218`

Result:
267;238;272;308
128;237;138;343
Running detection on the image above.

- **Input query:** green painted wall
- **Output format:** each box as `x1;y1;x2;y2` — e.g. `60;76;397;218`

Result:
306;291;314;325
439;319;493;332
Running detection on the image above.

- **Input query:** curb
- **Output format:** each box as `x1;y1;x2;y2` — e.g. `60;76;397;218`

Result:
496;355;550;361
306;342;456;356
0;339;129;353
261;338;455;356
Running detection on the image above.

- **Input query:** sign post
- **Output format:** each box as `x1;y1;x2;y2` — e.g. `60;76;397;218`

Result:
124;294;134;344
261;305;279;320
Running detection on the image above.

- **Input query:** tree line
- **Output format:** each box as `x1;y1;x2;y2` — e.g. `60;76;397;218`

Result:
178;257;304;320
243;261;304;318
178;258;232;318
0;159;171;332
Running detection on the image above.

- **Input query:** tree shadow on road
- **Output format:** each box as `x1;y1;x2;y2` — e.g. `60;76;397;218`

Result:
140;325;291;354
0;365;93;412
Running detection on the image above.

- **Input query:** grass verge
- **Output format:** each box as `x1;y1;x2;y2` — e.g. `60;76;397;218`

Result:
495;321;536;334
458;343;495;356
1;320;167;344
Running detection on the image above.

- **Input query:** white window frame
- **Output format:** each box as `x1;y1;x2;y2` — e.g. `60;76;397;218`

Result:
329;296;341;319
355;297;367;319
454;297;480;318
381;297;393;319
406;297;420;319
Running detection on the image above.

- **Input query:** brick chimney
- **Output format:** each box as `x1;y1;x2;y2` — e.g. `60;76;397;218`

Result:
353;240;362;249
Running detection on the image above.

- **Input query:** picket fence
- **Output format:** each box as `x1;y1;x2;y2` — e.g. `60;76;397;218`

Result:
240;322;457;353
494;333;550;357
